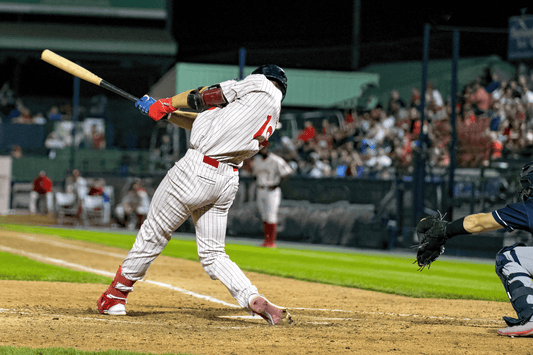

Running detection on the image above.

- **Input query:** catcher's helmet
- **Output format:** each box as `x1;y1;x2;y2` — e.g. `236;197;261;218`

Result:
252;64;287;101
519;161;533;201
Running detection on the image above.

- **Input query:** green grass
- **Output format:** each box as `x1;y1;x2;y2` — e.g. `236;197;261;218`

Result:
0;223;506;302
0;251;111;283
0;346;193;355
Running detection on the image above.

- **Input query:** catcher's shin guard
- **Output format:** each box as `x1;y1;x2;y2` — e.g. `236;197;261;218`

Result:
495;243;533;326
97;265;136;315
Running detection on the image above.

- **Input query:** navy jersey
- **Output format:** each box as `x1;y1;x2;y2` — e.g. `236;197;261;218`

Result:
492;198;533;233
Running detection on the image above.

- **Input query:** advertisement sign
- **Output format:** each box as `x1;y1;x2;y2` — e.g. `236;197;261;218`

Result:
508;15;533;60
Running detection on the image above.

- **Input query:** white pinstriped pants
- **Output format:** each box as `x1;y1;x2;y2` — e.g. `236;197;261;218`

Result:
121;149;258;308
256;187;281;224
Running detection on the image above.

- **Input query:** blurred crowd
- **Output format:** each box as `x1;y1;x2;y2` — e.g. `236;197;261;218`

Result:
2;82;107;160
258;68;533;179
6;64;533;183
29;168;151;229
1;81;65;126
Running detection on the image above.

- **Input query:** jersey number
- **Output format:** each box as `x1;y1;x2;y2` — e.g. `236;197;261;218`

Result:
253;115;273;141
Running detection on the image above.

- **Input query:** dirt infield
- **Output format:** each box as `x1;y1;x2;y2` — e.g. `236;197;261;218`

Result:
0;222;531;354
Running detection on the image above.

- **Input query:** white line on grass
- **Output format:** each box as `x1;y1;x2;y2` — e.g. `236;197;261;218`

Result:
0;245;239;308
0;236;503;325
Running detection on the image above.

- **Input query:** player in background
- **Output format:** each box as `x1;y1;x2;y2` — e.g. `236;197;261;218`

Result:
251;143;294;247
29;170;53;215
415;161;533;337
97;64;293;325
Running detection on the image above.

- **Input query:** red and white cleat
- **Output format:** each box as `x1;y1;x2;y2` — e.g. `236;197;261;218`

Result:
97;266;135;315
249;295;292;325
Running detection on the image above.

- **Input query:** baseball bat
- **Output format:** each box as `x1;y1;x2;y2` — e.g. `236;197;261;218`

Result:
41;49;139;102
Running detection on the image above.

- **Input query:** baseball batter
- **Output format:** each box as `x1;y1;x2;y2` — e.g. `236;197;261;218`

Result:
97;65;292;325
251;143;294;247
415;161;533;337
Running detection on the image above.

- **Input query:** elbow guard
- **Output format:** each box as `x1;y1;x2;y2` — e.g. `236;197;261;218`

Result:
187;84;227;112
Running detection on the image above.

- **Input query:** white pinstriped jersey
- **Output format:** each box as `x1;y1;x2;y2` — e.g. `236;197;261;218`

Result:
189;74;282;167
252;153;293;187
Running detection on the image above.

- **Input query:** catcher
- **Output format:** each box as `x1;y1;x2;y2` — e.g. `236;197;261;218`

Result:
415;161;533;337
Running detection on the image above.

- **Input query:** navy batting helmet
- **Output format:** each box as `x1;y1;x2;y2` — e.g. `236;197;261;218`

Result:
252;64;287;101
519;161;533;201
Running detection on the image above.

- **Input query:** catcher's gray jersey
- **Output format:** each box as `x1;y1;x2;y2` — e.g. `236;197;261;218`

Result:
121;73;283;308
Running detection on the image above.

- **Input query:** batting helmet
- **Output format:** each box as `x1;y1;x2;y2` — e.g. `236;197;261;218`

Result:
252;64;287;101
519;161;533;201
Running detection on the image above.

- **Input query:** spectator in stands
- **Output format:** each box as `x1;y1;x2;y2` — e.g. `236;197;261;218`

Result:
89;123;106;149
315;119;334;149
305;152;329;178
10;145;22;159
315;139;330;160
331;148;350;178
410;87;421;109
29;170;53;215
44;131;66;159
114;179;150;230
344;141;364;177
466;80;492;115
297;120;316;144
9;99;32;124
365;147;393;179
426;82;445;119
32;112;46;125
386;90;406;117
0;82;15;117
89;178;105;196
47;106;62;121
276;136;300;167
59;103;73;119
65;169;88;201
485;72;501;94
83;178;111;226
281;65;533;172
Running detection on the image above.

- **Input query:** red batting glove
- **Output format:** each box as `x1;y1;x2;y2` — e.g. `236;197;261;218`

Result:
148;97;177;121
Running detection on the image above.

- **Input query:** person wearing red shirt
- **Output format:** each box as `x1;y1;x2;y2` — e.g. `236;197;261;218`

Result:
297;120;316;143
466;82;492;113
29;170;53;214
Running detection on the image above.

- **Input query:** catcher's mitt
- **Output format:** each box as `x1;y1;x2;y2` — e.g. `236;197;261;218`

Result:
415;214;449;270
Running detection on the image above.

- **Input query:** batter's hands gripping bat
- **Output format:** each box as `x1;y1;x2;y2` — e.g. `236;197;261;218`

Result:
41;49;139;102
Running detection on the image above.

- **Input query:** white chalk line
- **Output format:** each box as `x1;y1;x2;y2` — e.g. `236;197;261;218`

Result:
0;308;252;329
0;244;239;309
1;234;503;325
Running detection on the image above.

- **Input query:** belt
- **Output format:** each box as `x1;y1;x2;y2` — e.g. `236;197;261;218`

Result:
203;155;238;172
257;185;279;190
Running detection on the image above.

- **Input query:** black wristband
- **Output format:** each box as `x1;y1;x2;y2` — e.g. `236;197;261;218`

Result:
445;217;470;239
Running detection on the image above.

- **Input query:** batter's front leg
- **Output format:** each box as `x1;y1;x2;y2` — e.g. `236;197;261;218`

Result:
121;170;190;280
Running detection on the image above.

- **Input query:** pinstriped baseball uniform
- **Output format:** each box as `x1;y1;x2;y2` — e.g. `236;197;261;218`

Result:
252;151;293;224
121;74;282;308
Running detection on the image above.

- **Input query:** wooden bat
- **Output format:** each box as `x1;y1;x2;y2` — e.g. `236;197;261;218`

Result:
41;49;139;102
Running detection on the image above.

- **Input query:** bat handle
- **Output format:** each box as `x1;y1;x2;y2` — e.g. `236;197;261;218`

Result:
100;80;139;102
